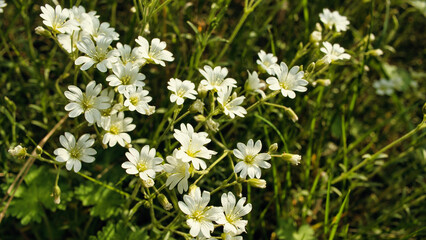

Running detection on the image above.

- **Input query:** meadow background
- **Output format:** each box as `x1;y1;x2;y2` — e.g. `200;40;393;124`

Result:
0;0;425;239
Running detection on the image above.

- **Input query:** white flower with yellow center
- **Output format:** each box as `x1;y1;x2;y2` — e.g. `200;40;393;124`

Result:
266;62;308;99
319;8;350;33
178;187;222;238
167;78;197;105
75;37;118;72
123;86;153;115
163;149;190;194
174;123;217;170
69;6;98;26
216;192;252;234
245;71;266;98
101;112;136;147
135;36;174;66
256;50;278;75
233;139;271;179
54;132;96;172
121;145;163;181
320;41;351;64
40;4;79;34
80;13;119;41
199;65;237;92
113;43;146;68
106;62;146;94
217;87;247;119
64;81;111;124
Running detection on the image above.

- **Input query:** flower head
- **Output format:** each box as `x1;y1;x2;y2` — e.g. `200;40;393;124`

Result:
123;86;153;115
75;37;118;72
216;192;252;234
113;43;146;68
167;78;198;105
233;139;271;179
64;81;111;124
101;112;136;147
266;62;308;99
373;78;395;96
199;66;237;92
54;132;96;172
80;13;119;41
122;146;163;181
164;149;190;194
217;87;247;119
0;0;7;13
135;36;174;66
106;62;146;94
40;4;79;34
320;41;351;64
256;50;278;75
319;9;350;32
245;71;266;98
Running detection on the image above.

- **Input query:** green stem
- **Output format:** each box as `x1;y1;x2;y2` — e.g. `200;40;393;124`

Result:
193;151;230;186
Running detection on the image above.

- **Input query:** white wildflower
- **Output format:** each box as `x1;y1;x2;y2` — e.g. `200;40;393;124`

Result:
266;62;308;99
101;112;136;147
256;50;278;75
69;6;98;26
135;36;174;66
121;145;163;181
40;4;79;34
319;8;350;32
199;65;237;92
373;78;395;96
216;192;252;234
0;0;7;13
123;86;153;115
245;71;266;98
217;87;247;119
163;149;190;194
80;13;119;41
113;42;146;68
320;41;351;64
75;37;118;72
106;62;146;94
167;78;197;105
233;139;271;179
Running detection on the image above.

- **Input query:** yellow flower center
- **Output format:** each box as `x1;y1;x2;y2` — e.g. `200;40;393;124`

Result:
121;76;132;85
244;155;256;164
130;96;139;106
109;125;120;135
69;148;81;159
136;162;148;172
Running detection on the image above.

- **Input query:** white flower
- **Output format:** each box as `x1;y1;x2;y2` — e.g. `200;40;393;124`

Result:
320;41;351;64
58;30;84;53
69;6;98;26
75;37;118;72
256;50;278;75
40;4;79;34
266;62;308;99
216;192;252;234
121;146;163;181
106;62;146;94
319;9;350;32
222;232;243;240
101;112;136;147
135;36;174;66
80;13;119;41
8;145;26;157
217;87;247;119
245;71;266;98
163;149;190;194
54;132;96;172
233;139;271;179
64;81;111;124
113;43;146;68
199;65;237;92
123;86;153;115
174;123;217;170
178;187;221;238
0;0;7;13
373;78;395;96
167;78;197;105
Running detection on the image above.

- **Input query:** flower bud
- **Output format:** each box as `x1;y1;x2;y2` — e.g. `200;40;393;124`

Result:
310;31;322;44
142;200;151;208
36;145;43;155
247;179;267;189
312;79;331;87
367;49;383;56
8;145;27;158
284;107;298;122
157;194;173;211
35;26;52;38
52;185;61;204
281;153;301;165
194;114;206;122
206;118;219;132
269;143;278;153
197;84;208;99
234;183;243;198
147;106;156;115
189;99;205;114
315;22;323;32
142;178;155;188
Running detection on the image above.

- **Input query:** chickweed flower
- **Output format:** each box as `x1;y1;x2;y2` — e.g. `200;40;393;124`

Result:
106;62;146;94
281;153;302;165
178;187;221;238
101;112;136;147
256;50;278;75
54;132;96;172
75;37;118;72
121;146;163;181
64;81;111;124
123;86;153;115
8;145;26;158
266;62;308;99
163;149;190;194
245;71;266;98
40;4;79;34
373;78;395;96
0;0;7;13
57;31;82;53
319;8;350;32
69;6;98;26
216;192;252;234
199;65;237;92
135;36;174;66
80;13;119;41
320;41;351;64
217;87;247;119
167;78;198;105
233;139;271;179
113;43;146;68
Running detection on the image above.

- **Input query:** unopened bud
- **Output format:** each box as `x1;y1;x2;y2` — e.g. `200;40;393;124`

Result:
36;145;43;155
284;107;298;122
310;31;322;44
315;22;322;32
281;153;301;165
367;49;383;56
35;26;52;37
306;62;315;74
147;106;156;115
142;178;155;188
269;143;278;153
234;183;243;198
142;200;151;208
197;84;208;99
312;79;331;87
194;114;206;122
206;118;219;132
247;179;267;189
130;6;136;13
8;145;27;158
189;99;205;114
157;194;173;211
52;185;61;204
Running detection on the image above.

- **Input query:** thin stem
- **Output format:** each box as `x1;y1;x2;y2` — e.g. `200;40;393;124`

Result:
193;151;230;186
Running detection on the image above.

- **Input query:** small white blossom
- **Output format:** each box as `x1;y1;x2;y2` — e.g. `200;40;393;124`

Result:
64;81;111;124
222;232;243;240
217;87;247;119
174;123;217;170
80;13;119;41
320;41;351;64
167;78;197;105
8;145;26;157
40;4;79;34
0;0;7;13
216;192;252;234
106;62;146;94
233;139;271;179
199;65;237;92
57;30;84;53
54;132;96;172
163;149;190;194
266;62;308;99
75;37;118;72
135;36;174;66
178;187;222;238
319;8;350;32
373;78;395;96
245;71;266;98
113;43;146;68
256;50;278;75
123;86;153;115
101;112;136;147
121;146;163;181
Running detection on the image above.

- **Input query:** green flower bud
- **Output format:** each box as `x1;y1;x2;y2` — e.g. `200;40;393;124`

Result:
157;194;173;211
284;107;299;122
52;185;61;204
247;179;267;189
8;145;27;158
269;143;279;153
189;99;205;114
